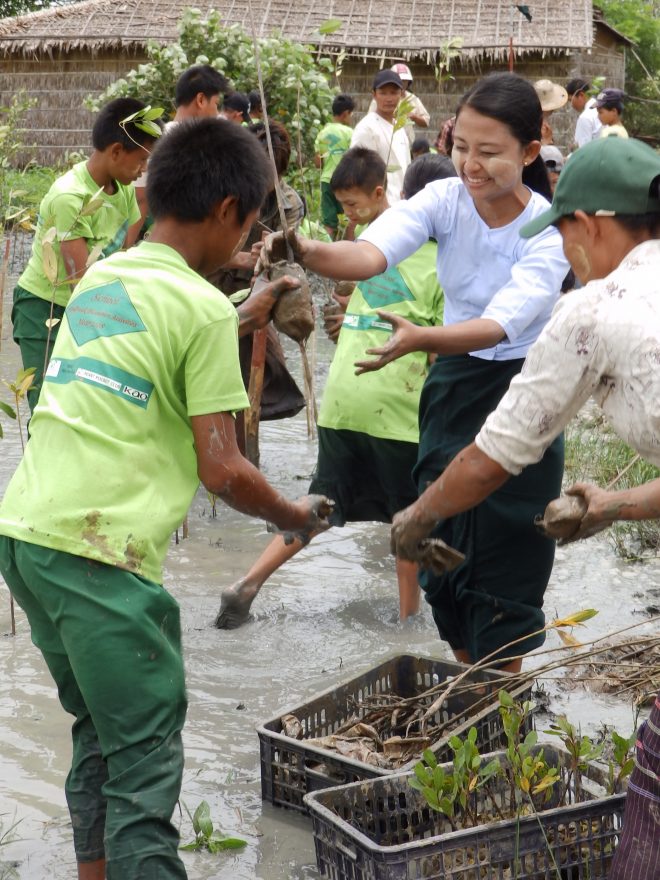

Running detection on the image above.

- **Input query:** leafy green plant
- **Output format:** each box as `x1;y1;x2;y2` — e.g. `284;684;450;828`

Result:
544;715;604;802
4;367;36;452
88;9;335;161
409;735;501;830
180;801;247;855
0;811;22;880
0;92;38;227
499;690;559;807
606;730;635;795
434;37;464;83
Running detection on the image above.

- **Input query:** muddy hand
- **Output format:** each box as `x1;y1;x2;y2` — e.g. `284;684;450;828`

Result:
390;503;435;561
282;495;334;545
323;294;347;344
240;274;301;332
215;579;259;630
557;483;616;546
354;312;421;375
255;230;306;275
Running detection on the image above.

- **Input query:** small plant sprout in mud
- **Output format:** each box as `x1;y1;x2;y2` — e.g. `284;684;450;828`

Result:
606;729;636;795
180;801;247;855
0;812;22;880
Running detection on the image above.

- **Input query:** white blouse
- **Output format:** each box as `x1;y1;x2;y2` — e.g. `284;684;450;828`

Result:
358;177;569;361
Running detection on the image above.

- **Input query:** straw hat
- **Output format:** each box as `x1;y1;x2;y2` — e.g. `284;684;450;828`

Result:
534;79;568;112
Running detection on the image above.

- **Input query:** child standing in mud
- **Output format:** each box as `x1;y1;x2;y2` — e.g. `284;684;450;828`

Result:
217;149;455;628
12;98;157;411
257;73;569;671
0;119;330;880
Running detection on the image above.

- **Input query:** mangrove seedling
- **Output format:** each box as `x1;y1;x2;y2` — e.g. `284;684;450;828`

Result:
499;690;559;808
606;729;635;795
180;800;247;855
544;715;604;803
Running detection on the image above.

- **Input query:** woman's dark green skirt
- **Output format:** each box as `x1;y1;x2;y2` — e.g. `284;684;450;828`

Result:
414;354;564;664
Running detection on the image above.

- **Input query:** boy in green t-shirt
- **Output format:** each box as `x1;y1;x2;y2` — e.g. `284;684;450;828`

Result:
314;93;356;239
217;149;456;630
13;98;157;410
0;119;330;880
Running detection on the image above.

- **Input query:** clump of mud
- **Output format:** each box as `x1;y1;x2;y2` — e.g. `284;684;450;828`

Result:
269;261;314;342
535;495;588;540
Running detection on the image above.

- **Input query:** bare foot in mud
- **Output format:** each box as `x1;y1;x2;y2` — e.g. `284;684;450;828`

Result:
215;581;260;629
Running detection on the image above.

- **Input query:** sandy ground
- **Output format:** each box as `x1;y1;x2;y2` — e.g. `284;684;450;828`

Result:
0;264;658;879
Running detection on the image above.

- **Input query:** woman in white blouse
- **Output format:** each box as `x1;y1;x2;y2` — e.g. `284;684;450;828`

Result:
265;73;569;671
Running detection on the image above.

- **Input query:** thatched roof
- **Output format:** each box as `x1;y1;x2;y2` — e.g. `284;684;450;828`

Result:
0;0;604;61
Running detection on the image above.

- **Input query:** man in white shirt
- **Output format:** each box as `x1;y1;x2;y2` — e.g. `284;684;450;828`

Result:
352;70;411;203
567;78;602;149
368;62;431;144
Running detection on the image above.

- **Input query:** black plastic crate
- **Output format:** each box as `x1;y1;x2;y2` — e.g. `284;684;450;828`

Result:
304;746;626;880
258;653;533;814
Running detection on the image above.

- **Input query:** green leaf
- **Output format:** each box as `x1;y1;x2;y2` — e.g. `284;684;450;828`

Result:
414;763;432;786
0;401;17;419
318;18;342;35
42;240;58;285
422;748;437;768
499;689;514;707
192;801;212;838
179;841;202;851
212;836;247;850
143;106;165;120
135;120;163;138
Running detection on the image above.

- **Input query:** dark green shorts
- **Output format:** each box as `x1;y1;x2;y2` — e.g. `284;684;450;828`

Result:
309;426;418;526
320;181;343;230
12;284;65;411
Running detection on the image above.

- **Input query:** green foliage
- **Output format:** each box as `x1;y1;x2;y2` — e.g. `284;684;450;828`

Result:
0;92;37;228
88;8;335;160
434;37;464;83
0;0;71;15
600;0;660;141
499;691;559;803
606;730;636;795
564;419;660;558
180;801;247;855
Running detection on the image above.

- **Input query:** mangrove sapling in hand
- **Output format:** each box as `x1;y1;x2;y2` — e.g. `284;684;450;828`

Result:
180;801;247;855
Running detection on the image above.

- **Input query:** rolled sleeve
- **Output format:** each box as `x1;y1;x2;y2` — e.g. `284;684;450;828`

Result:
476;294;604;474
481;229;569;344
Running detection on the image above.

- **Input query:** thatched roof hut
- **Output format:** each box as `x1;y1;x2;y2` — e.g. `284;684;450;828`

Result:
0;1;629;162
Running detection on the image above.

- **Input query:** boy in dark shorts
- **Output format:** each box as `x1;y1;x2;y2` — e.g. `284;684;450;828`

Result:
314;93;356;238
0;118;330;880
217;149;455;628
13;98;157;410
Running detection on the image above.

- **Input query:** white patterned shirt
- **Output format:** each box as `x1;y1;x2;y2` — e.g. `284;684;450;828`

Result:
476;240;660;474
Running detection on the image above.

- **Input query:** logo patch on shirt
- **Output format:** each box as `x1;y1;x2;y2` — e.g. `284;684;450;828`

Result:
66;279;146;346
45;356;153;409
358;266;414;309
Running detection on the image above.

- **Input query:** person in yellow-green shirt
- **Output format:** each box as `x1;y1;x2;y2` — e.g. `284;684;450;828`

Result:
314;93;356;238
13;98;158;410
0;118;331;880
217;149;456;630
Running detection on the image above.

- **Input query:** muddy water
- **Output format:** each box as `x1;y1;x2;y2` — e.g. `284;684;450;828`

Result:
0;275;658;879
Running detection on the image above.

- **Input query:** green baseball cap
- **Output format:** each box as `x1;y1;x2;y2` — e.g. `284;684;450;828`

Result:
520;136;660;238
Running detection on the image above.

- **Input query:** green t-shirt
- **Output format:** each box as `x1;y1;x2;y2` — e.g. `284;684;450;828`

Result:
0;242;249;583
19;161;141;308
314;122;353;184
318;240;443;443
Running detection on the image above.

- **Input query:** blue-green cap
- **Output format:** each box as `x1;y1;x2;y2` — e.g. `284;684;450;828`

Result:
520;137;660;238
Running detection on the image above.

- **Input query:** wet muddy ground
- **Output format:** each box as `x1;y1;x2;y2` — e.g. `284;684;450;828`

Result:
0;268;658;879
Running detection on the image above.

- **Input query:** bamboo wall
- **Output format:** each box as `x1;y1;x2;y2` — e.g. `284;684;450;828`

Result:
0;22;624;166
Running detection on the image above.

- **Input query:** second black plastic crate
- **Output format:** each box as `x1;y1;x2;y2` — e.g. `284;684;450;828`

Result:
258;653;533;814
304;747;626;880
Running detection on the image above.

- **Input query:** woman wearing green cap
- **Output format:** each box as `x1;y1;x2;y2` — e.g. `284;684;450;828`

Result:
387;135;660;880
